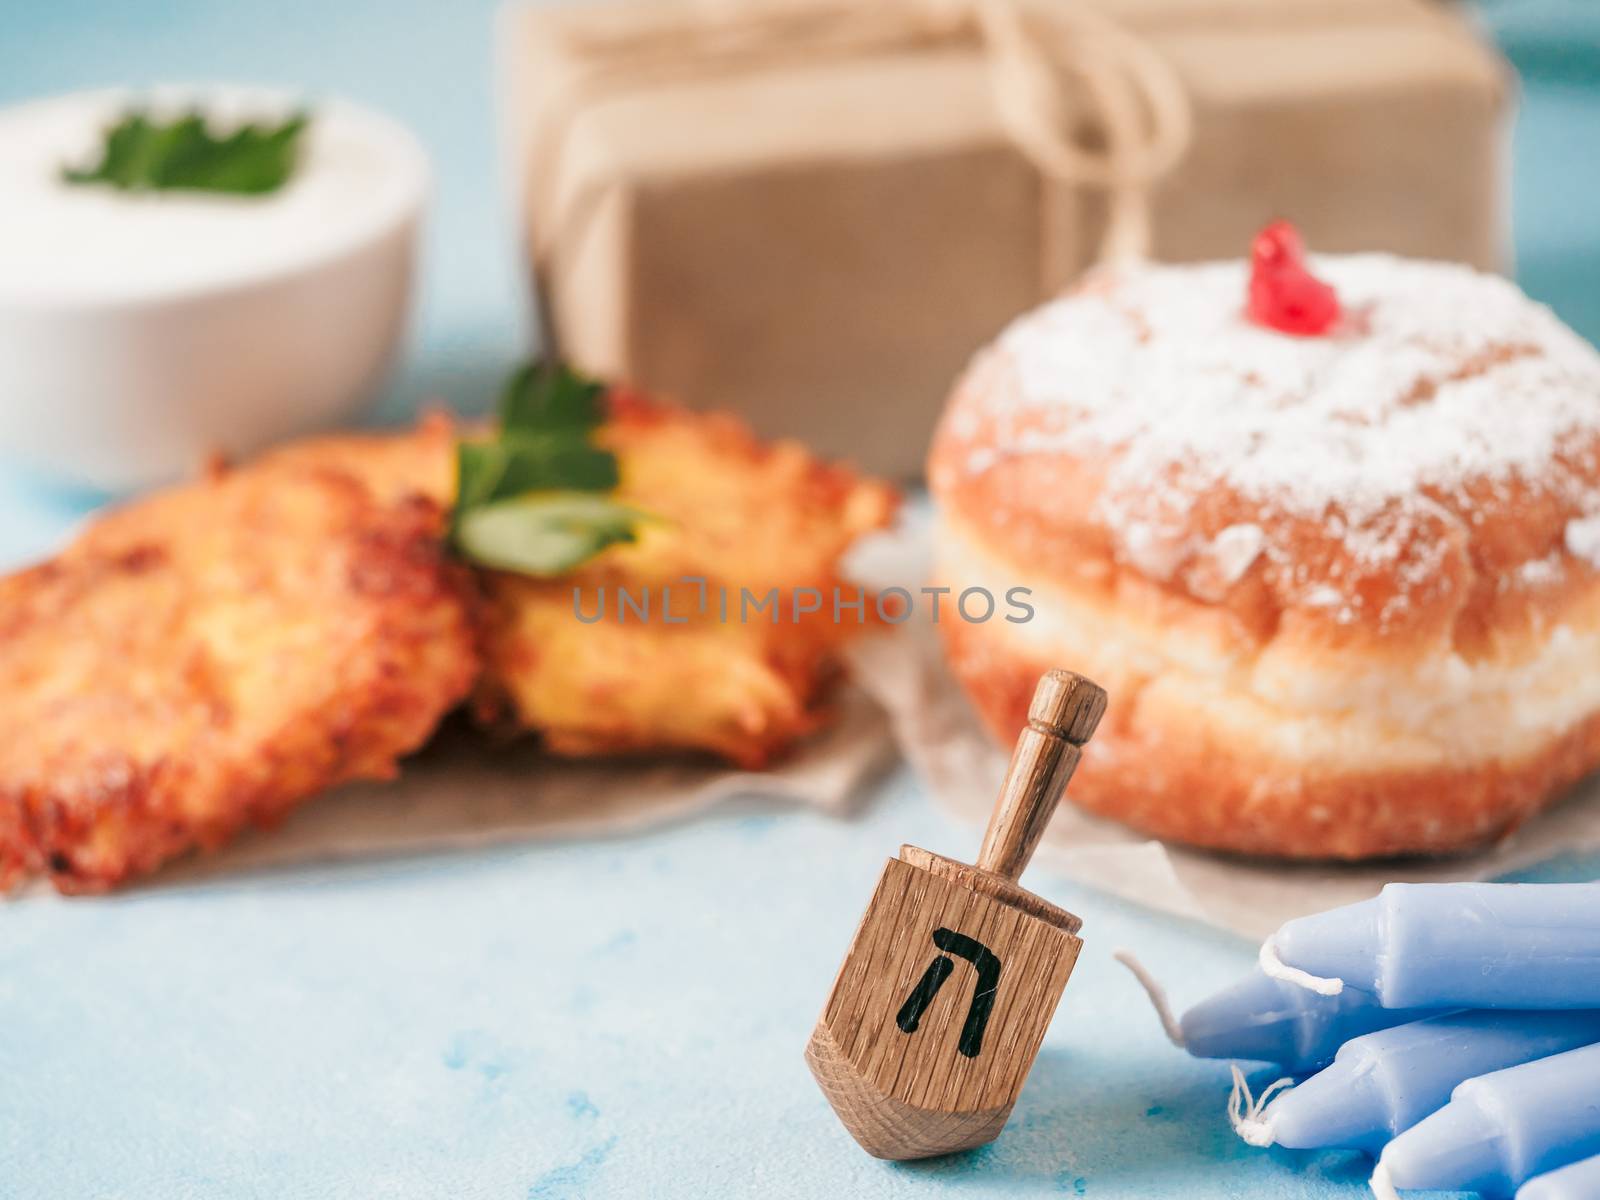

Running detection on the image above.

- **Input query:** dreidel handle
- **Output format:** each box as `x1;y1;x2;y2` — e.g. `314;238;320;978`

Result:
975;669;1107;882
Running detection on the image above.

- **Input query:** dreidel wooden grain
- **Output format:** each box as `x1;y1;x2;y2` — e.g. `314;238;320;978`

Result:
806;669;1107;1160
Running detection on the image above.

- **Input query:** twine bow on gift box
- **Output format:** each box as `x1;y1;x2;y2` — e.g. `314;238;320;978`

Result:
530;0;1195;295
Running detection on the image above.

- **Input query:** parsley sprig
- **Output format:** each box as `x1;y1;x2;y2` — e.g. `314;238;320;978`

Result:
62;109;310;196
451;363;650;576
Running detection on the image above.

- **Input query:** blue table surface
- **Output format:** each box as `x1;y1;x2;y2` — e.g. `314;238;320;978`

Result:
2;3;1598;1197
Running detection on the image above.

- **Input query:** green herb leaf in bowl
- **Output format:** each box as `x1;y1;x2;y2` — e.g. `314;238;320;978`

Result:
455;492;649;577
62;109;310;196
450;361;655;576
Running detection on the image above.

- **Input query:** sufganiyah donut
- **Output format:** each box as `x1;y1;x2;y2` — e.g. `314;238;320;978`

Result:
930;243;1600;860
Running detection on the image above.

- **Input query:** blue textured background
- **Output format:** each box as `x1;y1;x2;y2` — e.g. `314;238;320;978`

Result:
1;3;1598;1197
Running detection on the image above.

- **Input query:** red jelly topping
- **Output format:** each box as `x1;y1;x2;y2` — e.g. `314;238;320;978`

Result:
1247;220;1341;336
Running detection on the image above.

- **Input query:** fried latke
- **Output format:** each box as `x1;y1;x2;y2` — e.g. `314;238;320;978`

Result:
480;395;896;766
0;462;478;892
266;395;897;766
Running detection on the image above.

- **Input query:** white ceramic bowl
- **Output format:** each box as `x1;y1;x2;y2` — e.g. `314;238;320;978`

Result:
0;86;429;491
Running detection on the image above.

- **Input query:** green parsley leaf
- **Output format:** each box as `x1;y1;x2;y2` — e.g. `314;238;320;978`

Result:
450;360;654;577
455;492;647;577
454;435;620;517
498;361;608;436
62;109;310;196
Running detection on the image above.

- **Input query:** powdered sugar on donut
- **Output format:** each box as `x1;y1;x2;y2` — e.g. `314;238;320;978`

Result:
969;256;1600;619
1565;513;1600;569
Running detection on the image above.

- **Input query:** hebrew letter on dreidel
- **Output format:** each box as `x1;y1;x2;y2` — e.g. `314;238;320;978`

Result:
806;669;1107;1160
895;929;1002;1058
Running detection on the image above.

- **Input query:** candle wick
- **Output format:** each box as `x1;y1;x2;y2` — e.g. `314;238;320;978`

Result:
1112;947;1184;1047
1368;1161;1401;1200
1227;1064;1292;1147
1259;936;1345;996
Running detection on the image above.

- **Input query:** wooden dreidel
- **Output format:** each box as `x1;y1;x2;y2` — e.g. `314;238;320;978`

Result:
805;668;1107;1160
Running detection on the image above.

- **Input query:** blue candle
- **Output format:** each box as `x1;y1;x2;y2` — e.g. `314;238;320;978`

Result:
1373;1041;1600;1198
1518;1152;1600;1200
1261;1010;1600;1153
1266;883;1600;1009
1180;969;1438;1072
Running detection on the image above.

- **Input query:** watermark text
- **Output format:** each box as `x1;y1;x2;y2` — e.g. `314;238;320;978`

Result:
572;577;1034;625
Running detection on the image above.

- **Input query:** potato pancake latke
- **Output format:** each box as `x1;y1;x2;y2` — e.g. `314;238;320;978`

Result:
0;461;478;892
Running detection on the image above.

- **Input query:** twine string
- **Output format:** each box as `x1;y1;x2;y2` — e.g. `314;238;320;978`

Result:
528;0;1195;318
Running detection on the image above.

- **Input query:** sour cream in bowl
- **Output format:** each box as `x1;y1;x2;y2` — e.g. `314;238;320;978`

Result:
0;86;428;490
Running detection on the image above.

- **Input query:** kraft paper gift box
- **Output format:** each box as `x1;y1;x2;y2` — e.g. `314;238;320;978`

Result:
500;0;1511;480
